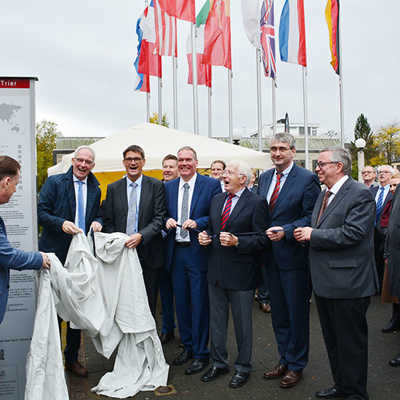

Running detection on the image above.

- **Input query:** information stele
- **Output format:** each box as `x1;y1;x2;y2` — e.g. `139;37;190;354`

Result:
0;77;39;400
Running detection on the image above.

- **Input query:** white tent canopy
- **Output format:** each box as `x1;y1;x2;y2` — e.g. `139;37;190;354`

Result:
48;123;271;175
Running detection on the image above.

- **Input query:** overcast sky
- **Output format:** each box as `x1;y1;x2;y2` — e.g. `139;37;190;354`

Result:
2;1;399;142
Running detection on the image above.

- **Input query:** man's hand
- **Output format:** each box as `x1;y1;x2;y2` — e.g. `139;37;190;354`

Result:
182;219;197;230
219;232;238;247
62;221;82;235
40;252;51;269
266;226;285;242
166;218;177;230
125;233;143;249
198;231;212;246
293;227;313;242
90;221;102;232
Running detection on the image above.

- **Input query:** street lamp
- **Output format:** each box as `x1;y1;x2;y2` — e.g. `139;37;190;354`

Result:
355;138;366;182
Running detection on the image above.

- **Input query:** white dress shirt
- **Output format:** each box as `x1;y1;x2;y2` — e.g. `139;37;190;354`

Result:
73;176;87;227
326;175;349;206
176;173;197;242
266;162;294;203
374;184;390;204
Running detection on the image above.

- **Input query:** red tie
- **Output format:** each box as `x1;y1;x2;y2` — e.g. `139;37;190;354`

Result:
317;190;332;224
220;193;234;231
269;173;282;211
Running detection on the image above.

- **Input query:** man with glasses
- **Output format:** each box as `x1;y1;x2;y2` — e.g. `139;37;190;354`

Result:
371;165;394;295
361;166;377;188
102;145;166;317
258;133;320;389
294;147;378;400
38;146;102;377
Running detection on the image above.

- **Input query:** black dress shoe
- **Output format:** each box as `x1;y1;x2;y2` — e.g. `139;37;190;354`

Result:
160;331;174;344
201;366;230;382
382;318;400;333
172;349;193;366
229;371;250;389
315;386;346;398
389;353;400;367
185;358;209;375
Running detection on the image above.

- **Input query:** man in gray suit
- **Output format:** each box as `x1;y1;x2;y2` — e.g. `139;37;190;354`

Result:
294;147;378;400
102;145;166;317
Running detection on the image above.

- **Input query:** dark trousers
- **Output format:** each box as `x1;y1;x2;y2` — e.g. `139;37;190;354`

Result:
58;316;81;364
315;295;370;400
267;262;311;371
257;264;270;303
159;266;175;334
142;268;161;318
374;229;386;292
171;246;209;359
209;283;253;373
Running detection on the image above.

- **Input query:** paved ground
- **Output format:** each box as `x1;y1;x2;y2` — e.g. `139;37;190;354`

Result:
67;295;400;399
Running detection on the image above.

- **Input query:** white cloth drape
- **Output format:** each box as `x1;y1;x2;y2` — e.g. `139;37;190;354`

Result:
25;232;169;399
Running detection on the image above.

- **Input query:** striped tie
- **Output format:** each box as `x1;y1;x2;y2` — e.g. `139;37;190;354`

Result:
375;186;385;224
220;193;234;231
269;173;282;211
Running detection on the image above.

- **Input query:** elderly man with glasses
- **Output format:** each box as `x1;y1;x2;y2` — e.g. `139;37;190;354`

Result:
361;166;377;188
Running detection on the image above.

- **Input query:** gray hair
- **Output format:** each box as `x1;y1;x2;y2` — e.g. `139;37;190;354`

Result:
74;145;95;161
227;160;252;185
177;146;198;161
270;132;296;149
321;147;352;175
377;165;394;175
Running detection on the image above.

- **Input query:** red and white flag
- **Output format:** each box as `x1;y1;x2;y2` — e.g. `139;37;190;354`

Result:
157;0;195;23
154;0;178;57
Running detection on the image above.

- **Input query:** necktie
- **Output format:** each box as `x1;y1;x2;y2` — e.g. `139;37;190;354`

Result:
76;181;85;232
221;193;234;231
126;182;138;235
376;186;385;224
317;190;332;224
180;183;190;239
269;172;282;211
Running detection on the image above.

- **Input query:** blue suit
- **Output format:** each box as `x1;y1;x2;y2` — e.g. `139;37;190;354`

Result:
0;217;42;323
165;174;221;359
38;166;102;363
258;163;320;371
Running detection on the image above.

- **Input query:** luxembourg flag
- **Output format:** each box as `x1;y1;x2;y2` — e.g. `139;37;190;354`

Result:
279;0;306;67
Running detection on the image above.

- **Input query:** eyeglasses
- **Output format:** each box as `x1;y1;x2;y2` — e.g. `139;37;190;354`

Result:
378;170;391;174
361;171;374;175
124;157;143;163
315;161;339;169
74;158;94;165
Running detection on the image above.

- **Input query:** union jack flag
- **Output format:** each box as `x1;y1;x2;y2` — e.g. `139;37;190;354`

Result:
260;0;276;79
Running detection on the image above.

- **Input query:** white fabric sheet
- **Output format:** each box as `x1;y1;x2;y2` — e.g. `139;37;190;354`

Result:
25;232;169;399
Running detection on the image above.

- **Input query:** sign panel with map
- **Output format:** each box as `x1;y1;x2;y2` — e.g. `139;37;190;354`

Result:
0;77;38;400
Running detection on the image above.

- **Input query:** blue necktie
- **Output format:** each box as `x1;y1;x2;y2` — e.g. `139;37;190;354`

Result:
126;182;138;235
76;181;85;232
376;186;385;224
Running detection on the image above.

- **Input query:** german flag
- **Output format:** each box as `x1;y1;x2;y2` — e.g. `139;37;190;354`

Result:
325;0;340;75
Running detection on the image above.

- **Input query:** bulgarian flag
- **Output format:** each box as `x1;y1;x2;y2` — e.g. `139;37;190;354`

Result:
187;1;212;87
157;0;195;23
325;0;340;74
202;0;232;70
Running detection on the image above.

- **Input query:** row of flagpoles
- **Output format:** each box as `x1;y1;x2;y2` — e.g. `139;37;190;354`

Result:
133;0;344;166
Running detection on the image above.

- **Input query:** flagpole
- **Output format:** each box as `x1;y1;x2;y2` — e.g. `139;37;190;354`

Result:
256;48;263;151
173;56;178;129
302;67;309;169
272;78;277;135
158;77;162;124
338;2;344;147
208;87;212;138
191;24;199;135
146;92;150;122
228;69;233;143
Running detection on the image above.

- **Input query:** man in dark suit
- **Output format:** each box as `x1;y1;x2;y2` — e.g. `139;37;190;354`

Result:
38;146;102;377
198;160;270;388
294;147;378;400
258;133;320;389
164;146;221;375
0;156;50;324
370;165;393;297
102;145;166;317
